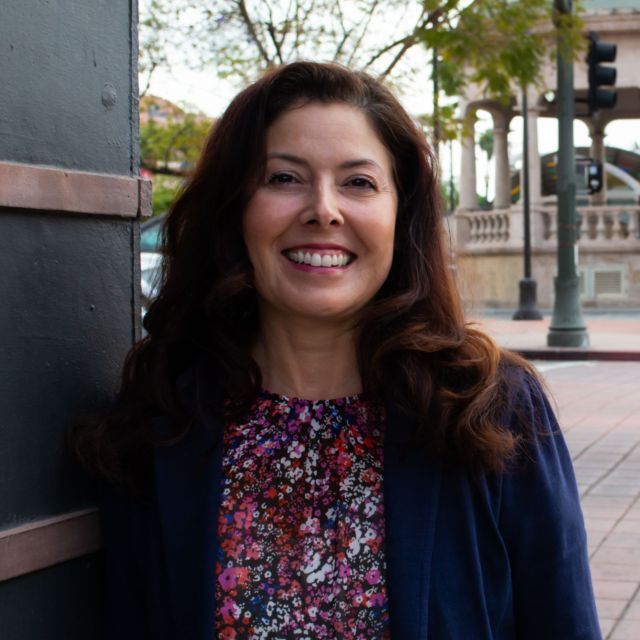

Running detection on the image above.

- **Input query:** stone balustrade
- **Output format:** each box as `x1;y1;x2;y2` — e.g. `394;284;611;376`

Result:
462;210;511;244
545;205;639;245
455;204;640;253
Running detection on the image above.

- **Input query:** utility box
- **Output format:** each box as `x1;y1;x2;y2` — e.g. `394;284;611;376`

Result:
0;2;146;637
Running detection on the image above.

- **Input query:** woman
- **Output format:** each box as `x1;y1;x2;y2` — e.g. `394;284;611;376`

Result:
74;62;600;639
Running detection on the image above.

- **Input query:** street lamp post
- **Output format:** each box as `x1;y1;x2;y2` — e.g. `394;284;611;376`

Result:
513;87;543;320
547;0;589;346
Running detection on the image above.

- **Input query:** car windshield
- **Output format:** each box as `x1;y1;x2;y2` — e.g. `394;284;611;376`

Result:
141;218;163;253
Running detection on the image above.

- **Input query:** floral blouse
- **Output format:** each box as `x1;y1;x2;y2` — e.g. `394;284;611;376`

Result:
215;390;390;639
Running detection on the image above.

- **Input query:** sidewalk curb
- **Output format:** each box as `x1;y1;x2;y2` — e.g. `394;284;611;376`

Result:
513;349;640;362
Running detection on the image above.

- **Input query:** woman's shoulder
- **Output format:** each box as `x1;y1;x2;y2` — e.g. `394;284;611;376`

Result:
496;354;552;427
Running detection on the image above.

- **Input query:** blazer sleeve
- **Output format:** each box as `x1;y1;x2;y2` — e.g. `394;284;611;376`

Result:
499;372;601;640
100;482;150;640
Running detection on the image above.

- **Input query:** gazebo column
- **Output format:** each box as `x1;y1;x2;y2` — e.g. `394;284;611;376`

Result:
459;109;478;210
590;121;607;205
524;100;542;207
493;112;511;209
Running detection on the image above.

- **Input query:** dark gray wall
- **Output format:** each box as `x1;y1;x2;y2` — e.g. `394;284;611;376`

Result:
0;556;102;637
0;0;137;174
0;213;134;528
0;2;138;637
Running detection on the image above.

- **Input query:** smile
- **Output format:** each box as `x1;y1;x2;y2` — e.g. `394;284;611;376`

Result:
285;250;355;268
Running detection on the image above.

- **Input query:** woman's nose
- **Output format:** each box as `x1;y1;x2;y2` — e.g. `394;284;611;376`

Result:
301;182;344;227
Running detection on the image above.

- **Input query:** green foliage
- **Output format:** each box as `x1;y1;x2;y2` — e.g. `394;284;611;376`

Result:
140;106;212;175
420;0;584;105
478;128;494;161
150;174;183;216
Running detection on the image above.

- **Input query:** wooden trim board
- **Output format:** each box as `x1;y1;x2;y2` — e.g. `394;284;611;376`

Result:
0;508;102;582
0;161;151;218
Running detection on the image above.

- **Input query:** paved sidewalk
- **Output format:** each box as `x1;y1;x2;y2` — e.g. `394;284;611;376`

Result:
536;361;640;640
472;311;640;359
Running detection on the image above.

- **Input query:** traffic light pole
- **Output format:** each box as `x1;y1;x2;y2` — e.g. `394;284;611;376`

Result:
513;87;542;320
547;0;589;347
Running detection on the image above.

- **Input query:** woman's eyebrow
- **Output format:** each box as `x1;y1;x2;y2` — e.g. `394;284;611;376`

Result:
266;152;308;166
266;152;383;172
338;158;384;171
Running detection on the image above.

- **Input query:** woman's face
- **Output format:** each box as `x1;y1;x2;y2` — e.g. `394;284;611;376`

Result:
242;102;398;326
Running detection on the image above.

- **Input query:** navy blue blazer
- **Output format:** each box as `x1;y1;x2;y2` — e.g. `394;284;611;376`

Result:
101;362;601;639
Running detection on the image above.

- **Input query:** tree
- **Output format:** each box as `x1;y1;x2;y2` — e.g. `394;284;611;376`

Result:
140;1;582;103
140;97;212;176
478;127;494;202
139;96;214;215
420;0;583;103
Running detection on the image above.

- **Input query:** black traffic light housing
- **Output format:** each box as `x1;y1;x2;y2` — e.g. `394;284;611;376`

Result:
587;31;617;114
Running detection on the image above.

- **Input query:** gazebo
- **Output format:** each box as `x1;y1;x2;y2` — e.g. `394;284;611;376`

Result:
453;1;640;309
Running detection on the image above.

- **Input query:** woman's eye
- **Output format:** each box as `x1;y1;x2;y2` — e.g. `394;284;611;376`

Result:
267;172;297;185
347;176;376;189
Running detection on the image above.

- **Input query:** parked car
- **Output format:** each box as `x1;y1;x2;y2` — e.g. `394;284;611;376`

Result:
140;215;164;319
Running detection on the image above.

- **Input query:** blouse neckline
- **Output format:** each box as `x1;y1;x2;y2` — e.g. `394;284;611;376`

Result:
258;388;364;405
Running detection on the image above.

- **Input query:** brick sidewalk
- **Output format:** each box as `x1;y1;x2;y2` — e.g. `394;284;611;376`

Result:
538;361;640;639
472;313;640;359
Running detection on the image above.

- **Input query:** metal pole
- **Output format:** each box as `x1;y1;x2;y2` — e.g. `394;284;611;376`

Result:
547;0;589;346
513;87;542;320
449;139;455;213
433;47;440;160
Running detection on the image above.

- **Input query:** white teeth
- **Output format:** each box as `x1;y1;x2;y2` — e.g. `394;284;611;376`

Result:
285;250;353;267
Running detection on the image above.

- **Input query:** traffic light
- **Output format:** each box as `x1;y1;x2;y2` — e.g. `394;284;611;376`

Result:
587;31;617;114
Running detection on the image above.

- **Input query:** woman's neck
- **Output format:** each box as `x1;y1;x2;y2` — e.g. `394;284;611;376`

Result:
252;312;362;401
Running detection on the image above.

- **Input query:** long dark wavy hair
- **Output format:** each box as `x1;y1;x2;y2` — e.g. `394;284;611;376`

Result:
72;61;534;488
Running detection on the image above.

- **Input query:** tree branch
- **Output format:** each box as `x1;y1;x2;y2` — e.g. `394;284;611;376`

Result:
236;0;273;66
261;1;285;64
139;60;158;98
292;0;317;57
365;7;444;78
332;0;352;60
345;0;381;66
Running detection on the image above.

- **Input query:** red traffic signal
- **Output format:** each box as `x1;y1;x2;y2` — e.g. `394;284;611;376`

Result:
587;32;617;113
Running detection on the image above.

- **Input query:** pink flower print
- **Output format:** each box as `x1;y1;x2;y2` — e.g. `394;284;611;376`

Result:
218;626;237;640
219;596;240;624
369;592;385;607
218;567;237;591
289;440;305;459
366;569;381;585
235;567;250;587
338;563;352;579
299;516;320;535
246;544;260;560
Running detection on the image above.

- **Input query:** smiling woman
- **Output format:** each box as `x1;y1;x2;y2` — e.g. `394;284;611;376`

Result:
71;62;601;640
244;103;398;397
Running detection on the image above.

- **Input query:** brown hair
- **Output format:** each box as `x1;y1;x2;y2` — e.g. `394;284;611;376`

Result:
72;61;534;487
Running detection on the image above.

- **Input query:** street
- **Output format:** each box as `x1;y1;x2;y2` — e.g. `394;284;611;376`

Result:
538;361;640;639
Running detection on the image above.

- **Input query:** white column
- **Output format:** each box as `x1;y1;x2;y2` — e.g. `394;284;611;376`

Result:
459;109;477;210
527;102;542;208
590;123;607;205
493;112;511;209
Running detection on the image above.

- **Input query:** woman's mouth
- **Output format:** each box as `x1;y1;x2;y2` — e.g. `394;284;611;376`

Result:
284;250;355;268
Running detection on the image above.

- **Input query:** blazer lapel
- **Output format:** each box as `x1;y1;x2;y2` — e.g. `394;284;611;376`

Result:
154;361;224;640
384;406;442;640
